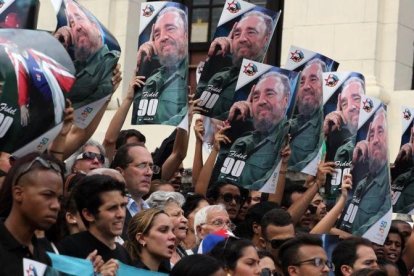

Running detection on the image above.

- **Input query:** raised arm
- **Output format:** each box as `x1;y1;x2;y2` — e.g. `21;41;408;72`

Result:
195;124;231;196
192;117;205;186
268;141;291;204
103;75;145;161
288;162;335;225
311;174;352;234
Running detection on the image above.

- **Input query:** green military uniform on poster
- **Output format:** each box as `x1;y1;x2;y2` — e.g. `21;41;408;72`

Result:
196;66;239;121
392;168;414;213
71;45;119;108
133;59;188;125
218;119;289;190
334;135;356;163
288;108;323;171
350;165;391;235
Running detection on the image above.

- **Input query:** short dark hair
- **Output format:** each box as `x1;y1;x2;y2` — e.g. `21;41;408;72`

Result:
170;254;223;276
73;174;126;227
260;208;292;240
278;234;324;276
350;268;387;276
182;193;207;218
332;237;373;276
238;201;280;239
0;152;65;218
111;143;144;170
281;184;307;208
116;129;146;149
209;238;255;271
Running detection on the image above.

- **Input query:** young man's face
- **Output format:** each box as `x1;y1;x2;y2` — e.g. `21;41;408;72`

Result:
91;190;127;238
264;223;295;259
18;169;63;230
352;245;378;271
289;245;330;276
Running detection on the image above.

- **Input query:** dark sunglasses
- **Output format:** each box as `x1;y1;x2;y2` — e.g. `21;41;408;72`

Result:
76;151;105;164
219;193;243;204
14;157;62;185
261;268;281;276
270;238;291;249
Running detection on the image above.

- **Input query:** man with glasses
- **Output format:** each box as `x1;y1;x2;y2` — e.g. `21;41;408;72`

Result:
332;237;378;276
260;208;295;261
111;143;160;240
194;205;234;250
279;234;333;276
0;153;64;275
70;140;106;174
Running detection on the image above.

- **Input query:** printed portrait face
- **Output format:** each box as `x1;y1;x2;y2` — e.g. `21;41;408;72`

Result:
66;1;102;61
251;73;289;132
152;8;187;67
231;13;269;66
368;109;387;174
298;62;323;116
340;79;364;134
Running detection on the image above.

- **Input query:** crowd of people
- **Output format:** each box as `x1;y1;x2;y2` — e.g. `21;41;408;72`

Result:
0;3;414;276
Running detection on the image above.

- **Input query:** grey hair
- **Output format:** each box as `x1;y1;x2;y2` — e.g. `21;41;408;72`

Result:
240;10;274;38
304;58;327;73
157;6;188;33
194;204;227;244
66;139;107;173
257;71;291;99
145;191;185;209
342;76;365;95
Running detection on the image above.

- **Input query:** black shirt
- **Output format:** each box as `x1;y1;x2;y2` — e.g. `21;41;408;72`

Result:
57;231;131;264
133;257;171;273
0;221;51;276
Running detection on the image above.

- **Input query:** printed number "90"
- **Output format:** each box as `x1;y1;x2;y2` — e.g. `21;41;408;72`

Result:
137;99;158;116
0;113;12;138
221;157;245;177
198;91;219;109
343;203;358;224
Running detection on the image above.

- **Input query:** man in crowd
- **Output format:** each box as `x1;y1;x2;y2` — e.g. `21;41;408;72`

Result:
332;237;378;275
54;0;119;107
260;208;295;261
0;153;64;275
196;10;274;120
217;71;290;190
289;59;326;172
133;6;188;125
279;234;332;276
58;174;131;264
324;77;365;162
111;143;159;240
341;107;391;235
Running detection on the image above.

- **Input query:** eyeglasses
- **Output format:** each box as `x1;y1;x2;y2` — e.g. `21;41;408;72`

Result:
293;258;335;271
132;162;160;174
202;219;236;232
269;238;291;249
219;193;243;205
76;152;105;164
14;157;62;186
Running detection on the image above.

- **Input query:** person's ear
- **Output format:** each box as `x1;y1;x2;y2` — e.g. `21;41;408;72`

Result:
116;166;124;175
12;185;24;203
252;222;261;235
287;265;298;275
81;208;96;224
135;232;147;247
340;264;353;276
65;212;77;225
259;236;267;249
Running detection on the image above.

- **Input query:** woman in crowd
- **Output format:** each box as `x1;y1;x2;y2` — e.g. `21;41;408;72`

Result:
181;193;209;250
67;139;106;174
125;208;176;273
383;226;407;275
170;254;226;276
145;191;189;265
258;250;278;276
210;238;261;276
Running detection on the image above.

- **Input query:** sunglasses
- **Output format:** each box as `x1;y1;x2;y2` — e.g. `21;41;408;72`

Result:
14;157;62;186
76;152;105;164
219;193;243;205
270;238;291;249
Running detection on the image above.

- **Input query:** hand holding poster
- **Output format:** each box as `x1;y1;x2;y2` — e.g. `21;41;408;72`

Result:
391;106;414;213
216;59;298;193
0;29;75;155
195;0;280;120
323;72;365;195
132;2;188;128
51;0;120;128
284;46;339;175
338;95;392;244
